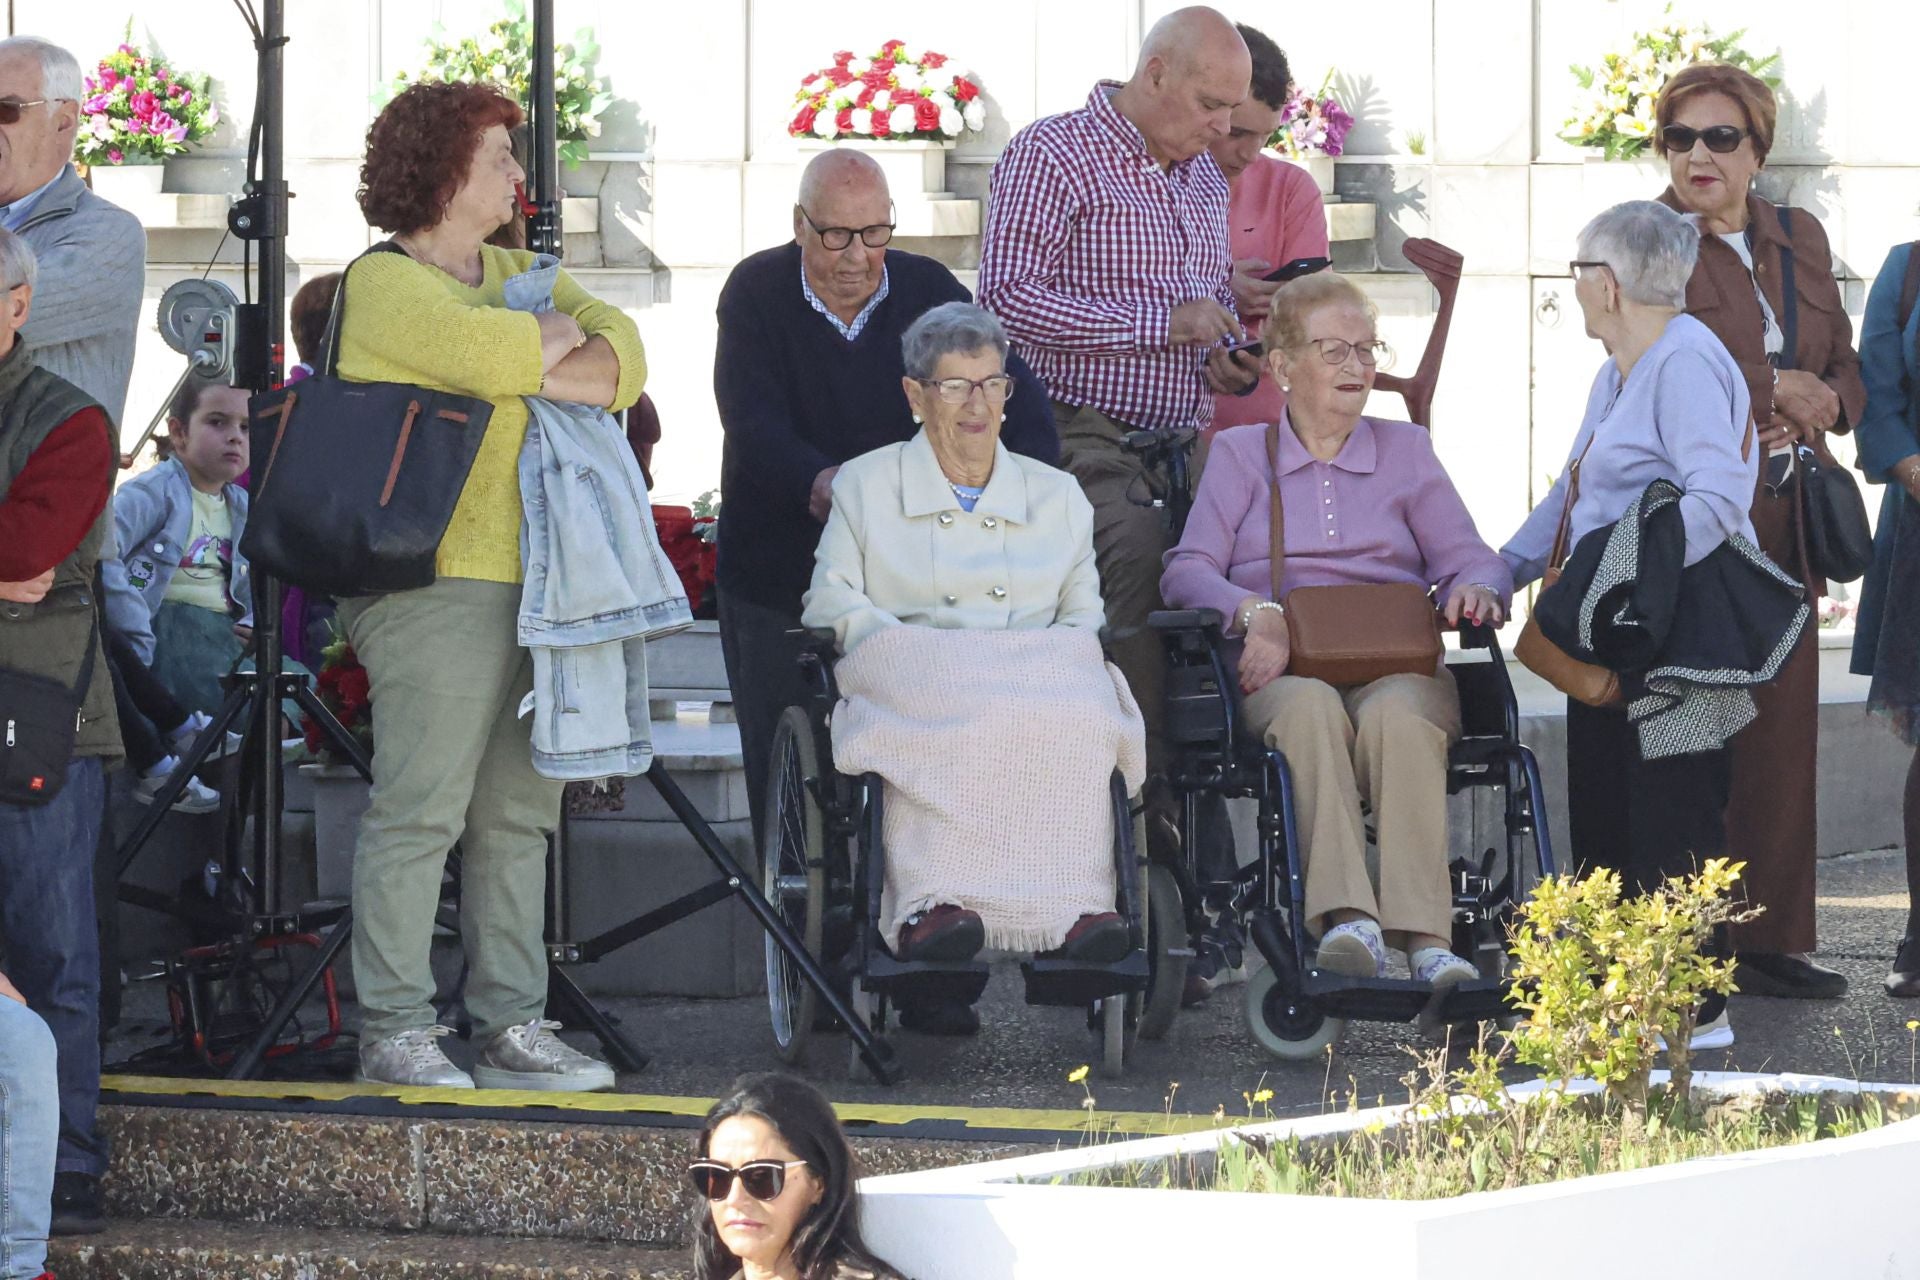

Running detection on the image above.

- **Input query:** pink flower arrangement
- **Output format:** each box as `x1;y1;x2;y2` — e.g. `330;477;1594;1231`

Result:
787;41;987;142
1269;69;1354;159
76;39;218;167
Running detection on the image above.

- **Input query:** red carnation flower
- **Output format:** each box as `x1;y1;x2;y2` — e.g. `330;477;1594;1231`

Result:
871;108;890;138
860;68;892;92
832;50;854;66
835;107;854;132
337;666;371;709
913;95;942;131
790;104;817;135
953;76;980;102
922;51;948;68
855;86;873;107
880;39;906;55
826;67;853;87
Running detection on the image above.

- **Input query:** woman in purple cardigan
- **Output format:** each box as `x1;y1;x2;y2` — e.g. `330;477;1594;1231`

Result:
1161;272;1511;993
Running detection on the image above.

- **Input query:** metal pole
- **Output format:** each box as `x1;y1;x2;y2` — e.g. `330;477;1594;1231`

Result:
250;0;289;912
527;0;561;255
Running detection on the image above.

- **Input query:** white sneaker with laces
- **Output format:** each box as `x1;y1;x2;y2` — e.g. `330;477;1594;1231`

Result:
165;711;243;762
472;1019;616;1092
132;756;221;814
1657;1008;1736;1051
358;1025;475;1088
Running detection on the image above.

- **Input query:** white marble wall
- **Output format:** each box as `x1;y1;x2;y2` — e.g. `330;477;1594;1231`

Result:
17;0;1920;519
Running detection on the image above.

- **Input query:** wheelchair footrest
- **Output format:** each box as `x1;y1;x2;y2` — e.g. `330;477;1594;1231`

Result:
1020;951;1149;1007
1302;971;1433;1022
1435;978;1513;1024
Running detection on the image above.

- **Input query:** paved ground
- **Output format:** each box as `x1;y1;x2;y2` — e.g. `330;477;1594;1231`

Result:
105;847;1920;1125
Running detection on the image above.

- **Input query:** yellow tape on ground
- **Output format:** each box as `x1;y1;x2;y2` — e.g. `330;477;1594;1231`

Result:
101;1073;1226;1138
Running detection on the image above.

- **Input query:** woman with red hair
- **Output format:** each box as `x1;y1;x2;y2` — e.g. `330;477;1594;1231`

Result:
336;81;648;1090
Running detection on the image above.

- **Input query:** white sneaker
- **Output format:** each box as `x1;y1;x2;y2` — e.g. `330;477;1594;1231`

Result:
1658;1008;1735;1052
165;711;243;762
132;757;221;815
1412;947;1480;1034
472;1019;616;1092
358;1025;475;1088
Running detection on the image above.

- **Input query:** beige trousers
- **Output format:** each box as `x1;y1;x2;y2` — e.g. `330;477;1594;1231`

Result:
1240;669;1460;943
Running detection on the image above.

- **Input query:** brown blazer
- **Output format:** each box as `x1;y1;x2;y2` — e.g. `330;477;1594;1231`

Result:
1658;188;1866;435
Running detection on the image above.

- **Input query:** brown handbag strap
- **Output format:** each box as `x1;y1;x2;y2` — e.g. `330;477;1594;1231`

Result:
1265;420;1285;602
1546;433;1597;571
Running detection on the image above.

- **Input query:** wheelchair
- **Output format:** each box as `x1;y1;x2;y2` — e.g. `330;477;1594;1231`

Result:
1138;608;1557;1059
760;629;1152;1080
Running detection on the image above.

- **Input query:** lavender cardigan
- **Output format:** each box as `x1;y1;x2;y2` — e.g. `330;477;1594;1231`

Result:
1161;414;1512;627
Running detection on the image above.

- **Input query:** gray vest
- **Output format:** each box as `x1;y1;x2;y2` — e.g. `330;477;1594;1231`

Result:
0;339;120;759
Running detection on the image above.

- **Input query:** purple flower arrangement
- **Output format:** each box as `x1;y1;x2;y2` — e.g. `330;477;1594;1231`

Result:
1269;69;1354;159
76;40;219;167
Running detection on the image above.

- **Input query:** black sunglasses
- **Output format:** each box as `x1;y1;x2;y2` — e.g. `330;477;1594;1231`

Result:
1659;124;1750;155
0;98;58;126
688;1158;810;1202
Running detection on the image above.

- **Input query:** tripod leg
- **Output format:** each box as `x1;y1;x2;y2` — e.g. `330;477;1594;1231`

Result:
546;966;648;1073
225;905;352;1079
642;762;903;1086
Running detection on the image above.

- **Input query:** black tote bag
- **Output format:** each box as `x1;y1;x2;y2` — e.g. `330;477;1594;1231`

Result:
240;242;493;598
1772;205;1873;583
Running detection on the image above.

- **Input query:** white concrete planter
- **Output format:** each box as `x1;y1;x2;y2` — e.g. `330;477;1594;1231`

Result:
796;137;955;197
88;160;167;201
1580;154;1670;213
1282;153;1337;195
645;618;729;701
299;762;369;900
860;1072;1920;1280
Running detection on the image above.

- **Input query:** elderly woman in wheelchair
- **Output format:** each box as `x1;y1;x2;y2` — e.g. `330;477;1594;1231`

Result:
1161;272;1513;1005
796;302;1146;1046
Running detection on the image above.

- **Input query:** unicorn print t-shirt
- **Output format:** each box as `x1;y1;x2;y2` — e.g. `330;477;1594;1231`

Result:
164;488;235;613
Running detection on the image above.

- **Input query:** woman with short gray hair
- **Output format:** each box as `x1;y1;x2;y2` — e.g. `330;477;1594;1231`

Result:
1501;198;1766;1050
803;300;1133;971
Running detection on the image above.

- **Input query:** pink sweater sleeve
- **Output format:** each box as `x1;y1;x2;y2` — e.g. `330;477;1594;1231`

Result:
1160;430;1264;621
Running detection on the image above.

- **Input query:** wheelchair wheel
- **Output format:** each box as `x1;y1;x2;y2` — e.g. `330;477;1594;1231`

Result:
1136;863;1188;1041
1244;965;1342;1061
764;706;826;1065
1097;993;1134;1079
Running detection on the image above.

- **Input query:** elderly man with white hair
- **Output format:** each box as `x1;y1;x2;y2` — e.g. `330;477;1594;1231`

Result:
1502;199;1803;1054
0;35;145;424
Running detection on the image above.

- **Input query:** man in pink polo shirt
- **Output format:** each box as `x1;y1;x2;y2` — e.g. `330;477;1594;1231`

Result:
1208;24;1331;434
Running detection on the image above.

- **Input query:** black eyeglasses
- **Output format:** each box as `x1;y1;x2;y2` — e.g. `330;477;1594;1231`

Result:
1569;260;1613;279
916;374;1016;405
798;207;895;251
0;98;62;126
1659;124;1750;155
688;1159;810;1202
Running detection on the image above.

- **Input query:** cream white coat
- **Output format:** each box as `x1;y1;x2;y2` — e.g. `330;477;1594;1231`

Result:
802;430;1105;653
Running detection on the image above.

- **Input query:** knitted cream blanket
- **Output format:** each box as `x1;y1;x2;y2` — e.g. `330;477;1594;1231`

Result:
830;625;1147;953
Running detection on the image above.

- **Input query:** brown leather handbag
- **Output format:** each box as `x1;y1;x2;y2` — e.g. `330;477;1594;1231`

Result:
1262;422;1443;687
1513;436;1622;708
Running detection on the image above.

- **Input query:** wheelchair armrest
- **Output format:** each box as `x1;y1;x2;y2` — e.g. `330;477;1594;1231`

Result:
1147;608;1223;632
1452;617;1503;653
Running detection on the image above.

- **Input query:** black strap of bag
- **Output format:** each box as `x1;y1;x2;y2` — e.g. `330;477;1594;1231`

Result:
0;587;99;805
1771;204;1875;582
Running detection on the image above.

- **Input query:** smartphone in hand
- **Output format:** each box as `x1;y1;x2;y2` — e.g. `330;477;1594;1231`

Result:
1263;255;1332;284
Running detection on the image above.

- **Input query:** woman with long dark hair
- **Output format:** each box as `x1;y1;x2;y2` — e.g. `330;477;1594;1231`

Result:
690;1073;904;1280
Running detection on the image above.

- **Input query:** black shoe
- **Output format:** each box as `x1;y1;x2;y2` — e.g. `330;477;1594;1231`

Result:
1887;936;1920;998
1735;951;1849;999
50;1170;105;1236
897;998;981;1036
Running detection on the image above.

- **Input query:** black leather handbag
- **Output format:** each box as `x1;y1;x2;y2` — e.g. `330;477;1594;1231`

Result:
0;596;96;805
1772;205;1874;584
240;242;493;598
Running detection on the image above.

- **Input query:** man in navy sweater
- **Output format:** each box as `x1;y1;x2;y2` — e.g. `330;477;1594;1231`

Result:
714;151;1056;1033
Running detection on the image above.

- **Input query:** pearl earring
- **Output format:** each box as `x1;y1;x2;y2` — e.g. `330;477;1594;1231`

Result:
912;414;922;424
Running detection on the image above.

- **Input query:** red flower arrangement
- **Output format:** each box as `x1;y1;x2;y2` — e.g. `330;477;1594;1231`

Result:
788;41;987;141
655;503;717;618
301;627;375;763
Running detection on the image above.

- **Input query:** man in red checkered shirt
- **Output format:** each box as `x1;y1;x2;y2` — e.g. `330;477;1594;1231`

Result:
979;5;1259;835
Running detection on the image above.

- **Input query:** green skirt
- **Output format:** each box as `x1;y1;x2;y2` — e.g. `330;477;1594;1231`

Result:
150;600;310;723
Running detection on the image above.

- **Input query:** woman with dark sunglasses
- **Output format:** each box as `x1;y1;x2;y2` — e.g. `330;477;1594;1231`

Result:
689;1073;905;1280
1650;62;1866;1001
